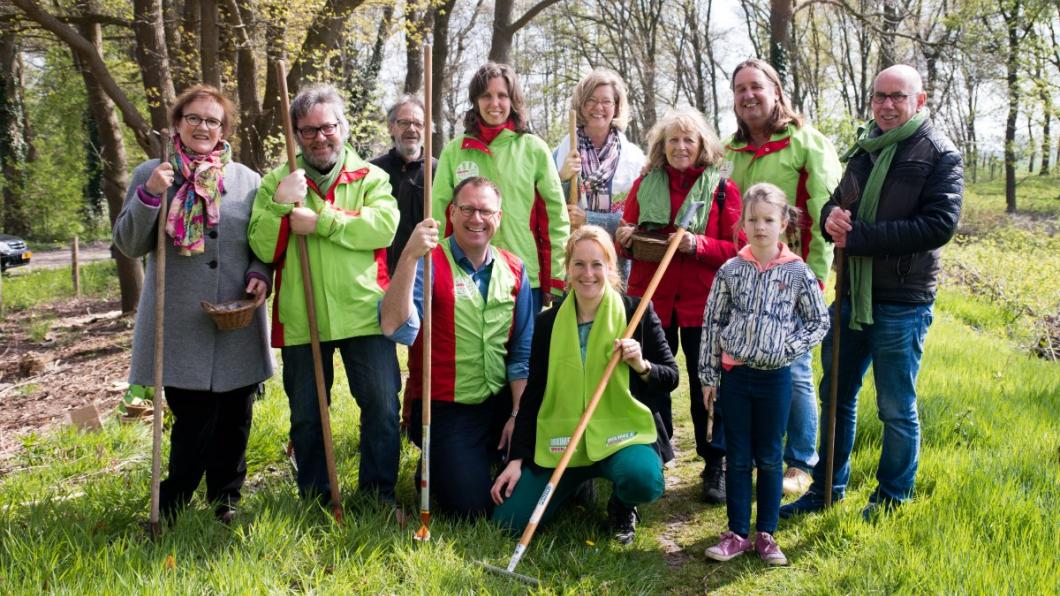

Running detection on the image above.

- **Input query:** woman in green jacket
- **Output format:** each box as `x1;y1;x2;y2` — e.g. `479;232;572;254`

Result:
432;62;570;311
725;58;842;497
491;226;678;544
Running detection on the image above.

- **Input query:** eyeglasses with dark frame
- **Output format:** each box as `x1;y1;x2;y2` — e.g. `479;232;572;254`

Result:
297;122;340;139
183;114;223;130
454;204;499;219
395;119;425;130
870;92;913;105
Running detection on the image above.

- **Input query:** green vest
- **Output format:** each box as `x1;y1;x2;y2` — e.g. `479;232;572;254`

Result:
535;287;656;468
407;240;522;404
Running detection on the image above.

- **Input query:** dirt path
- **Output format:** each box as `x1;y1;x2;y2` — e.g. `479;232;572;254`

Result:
0;297;132;464
20;241;112;272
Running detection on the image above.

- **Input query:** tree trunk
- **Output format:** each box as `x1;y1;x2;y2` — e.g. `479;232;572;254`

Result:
769;0;793;83
133;0;176;133
403;0;431;93
0;32;31;237
223;0;264;171
74;2;143;312
1003;1;1020;213
200;0;220;88
1039;79;1051;176
488;0;562;64
879;0;900;69
431;0;456;156
176;0;201;92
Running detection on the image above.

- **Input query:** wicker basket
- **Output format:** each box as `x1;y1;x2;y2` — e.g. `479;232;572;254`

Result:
201;299;256;331
631;230;670;263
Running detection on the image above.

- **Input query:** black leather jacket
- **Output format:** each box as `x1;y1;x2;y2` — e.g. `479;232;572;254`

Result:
821;118;963;304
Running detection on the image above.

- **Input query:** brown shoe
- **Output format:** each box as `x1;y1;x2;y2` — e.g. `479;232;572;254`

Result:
782;467;812;497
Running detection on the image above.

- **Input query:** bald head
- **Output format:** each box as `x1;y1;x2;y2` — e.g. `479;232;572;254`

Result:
872;64;927;132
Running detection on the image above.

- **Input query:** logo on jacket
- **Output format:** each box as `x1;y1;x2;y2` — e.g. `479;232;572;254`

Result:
606;431;635;446
455;161;479;181
549;436;570;453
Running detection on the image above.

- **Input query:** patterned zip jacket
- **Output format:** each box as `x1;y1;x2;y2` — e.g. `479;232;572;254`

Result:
698;243;830;388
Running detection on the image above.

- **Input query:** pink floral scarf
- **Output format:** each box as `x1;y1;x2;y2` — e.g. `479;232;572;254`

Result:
165;134;231;256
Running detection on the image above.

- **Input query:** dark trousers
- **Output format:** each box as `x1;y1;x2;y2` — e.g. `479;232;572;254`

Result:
408;391;510;518
281;335;401;502
159;384;256;517
664;317;725;461
720;365;791;536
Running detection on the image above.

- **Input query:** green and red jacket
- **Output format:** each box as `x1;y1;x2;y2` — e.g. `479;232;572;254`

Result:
726;124;842;283
404;241;527;404
432;129;569;296
248;146;398;347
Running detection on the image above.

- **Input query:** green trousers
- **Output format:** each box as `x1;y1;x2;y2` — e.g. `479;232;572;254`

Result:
492;443;664;533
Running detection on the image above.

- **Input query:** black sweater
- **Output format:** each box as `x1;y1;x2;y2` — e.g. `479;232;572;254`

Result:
509;295;679;463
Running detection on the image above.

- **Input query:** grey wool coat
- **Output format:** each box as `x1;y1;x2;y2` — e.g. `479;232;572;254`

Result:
114;159;276;392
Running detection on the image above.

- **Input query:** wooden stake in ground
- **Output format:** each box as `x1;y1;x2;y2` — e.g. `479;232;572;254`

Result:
414;43;434;543
485;202;705;584
275;61;343;524
823;176;860;508
71;235;80;298
567;110;579;206
149;130;170;538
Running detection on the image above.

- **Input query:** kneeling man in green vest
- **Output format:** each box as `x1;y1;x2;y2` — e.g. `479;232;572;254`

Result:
380;176;533;518
490;224;679;544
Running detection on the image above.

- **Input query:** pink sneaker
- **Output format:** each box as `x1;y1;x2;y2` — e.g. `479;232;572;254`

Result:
755;532;789;566
704;531;754;562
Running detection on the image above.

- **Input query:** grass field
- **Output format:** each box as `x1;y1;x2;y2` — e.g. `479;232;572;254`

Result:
0;179;1057;593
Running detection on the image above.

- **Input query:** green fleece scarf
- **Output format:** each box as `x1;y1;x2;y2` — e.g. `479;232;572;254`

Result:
304;145;347;198
535;287;656;468
840;109;928;330
636;166;720;234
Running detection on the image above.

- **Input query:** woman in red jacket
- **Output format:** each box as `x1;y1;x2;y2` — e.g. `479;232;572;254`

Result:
616;107;743;504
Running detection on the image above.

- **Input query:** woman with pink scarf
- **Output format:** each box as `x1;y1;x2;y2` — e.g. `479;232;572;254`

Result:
114;85;274;524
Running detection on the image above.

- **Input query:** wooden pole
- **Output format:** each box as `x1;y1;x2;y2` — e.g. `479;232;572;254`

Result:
501;202;705;575
275;61;343;524
149;131;169;537
71;235;81;298
414;43;434;542
567;110;579;206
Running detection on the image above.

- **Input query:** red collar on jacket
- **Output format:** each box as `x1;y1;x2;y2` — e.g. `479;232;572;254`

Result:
664;164;706;191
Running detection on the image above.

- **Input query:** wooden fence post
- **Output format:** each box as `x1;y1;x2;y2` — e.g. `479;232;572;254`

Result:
72;235;81;298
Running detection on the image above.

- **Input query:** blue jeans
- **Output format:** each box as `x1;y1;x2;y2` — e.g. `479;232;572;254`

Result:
281;335;401;502
721;365;791;536
811;299;933;504
408;395;508;518
784;352;819;471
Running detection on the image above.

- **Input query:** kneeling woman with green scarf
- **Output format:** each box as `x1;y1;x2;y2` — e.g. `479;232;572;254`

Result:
491;226;678;544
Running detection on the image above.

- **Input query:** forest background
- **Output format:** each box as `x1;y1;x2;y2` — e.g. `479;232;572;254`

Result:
1;0;1058;312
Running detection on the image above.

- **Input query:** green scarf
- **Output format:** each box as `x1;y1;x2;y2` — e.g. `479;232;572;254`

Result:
535;287;656;468
636;166;720;234
304;145;347;198
839;109;929;330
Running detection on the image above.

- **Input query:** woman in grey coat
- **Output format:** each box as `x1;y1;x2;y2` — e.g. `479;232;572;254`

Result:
114;85;275;522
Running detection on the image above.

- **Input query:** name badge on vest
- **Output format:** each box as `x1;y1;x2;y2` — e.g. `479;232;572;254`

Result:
453;277;476;300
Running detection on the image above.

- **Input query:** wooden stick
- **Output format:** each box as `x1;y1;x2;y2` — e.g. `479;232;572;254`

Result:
823;176;858;508
275;61;343;524
567;110;578;206
501;202;705;575
149;130;169;537
71;235;80;298
414;43;434;542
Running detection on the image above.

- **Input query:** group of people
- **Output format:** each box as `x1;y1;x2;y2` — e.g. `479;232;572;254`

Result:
114;55;963;568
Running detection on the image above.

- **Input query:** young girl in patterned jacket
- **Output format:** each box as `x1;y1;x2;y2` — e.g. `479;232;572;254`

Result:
699;183;830;566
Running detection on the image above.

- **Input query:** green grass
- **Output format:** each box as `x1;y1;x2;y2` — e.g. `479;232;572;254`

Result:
0;179;1057;592
1;260;120;313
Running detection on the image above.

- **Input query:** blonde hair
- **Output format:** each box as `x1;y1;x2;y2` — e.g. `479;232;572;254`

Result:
564;225;623;291
571;69;631;132
645;107;724;171
739;183;801;243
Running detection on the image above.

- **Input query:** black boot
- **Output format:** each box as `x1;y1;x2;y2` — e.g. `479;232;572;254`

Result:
701;456;726;504
606;495;639;545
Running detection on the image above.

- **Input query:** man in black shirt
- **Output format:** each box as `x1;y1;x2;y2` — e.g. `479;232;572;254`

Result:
371;95;438;274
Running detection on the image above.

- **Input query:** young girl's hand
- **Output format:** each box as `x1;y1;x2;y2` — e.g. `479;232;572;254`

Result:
702;386;717;410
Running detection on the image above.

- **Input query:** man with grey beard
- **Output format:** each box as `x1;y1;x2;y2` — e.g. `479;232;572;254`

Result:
249;84;402;511
371;95;438;274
